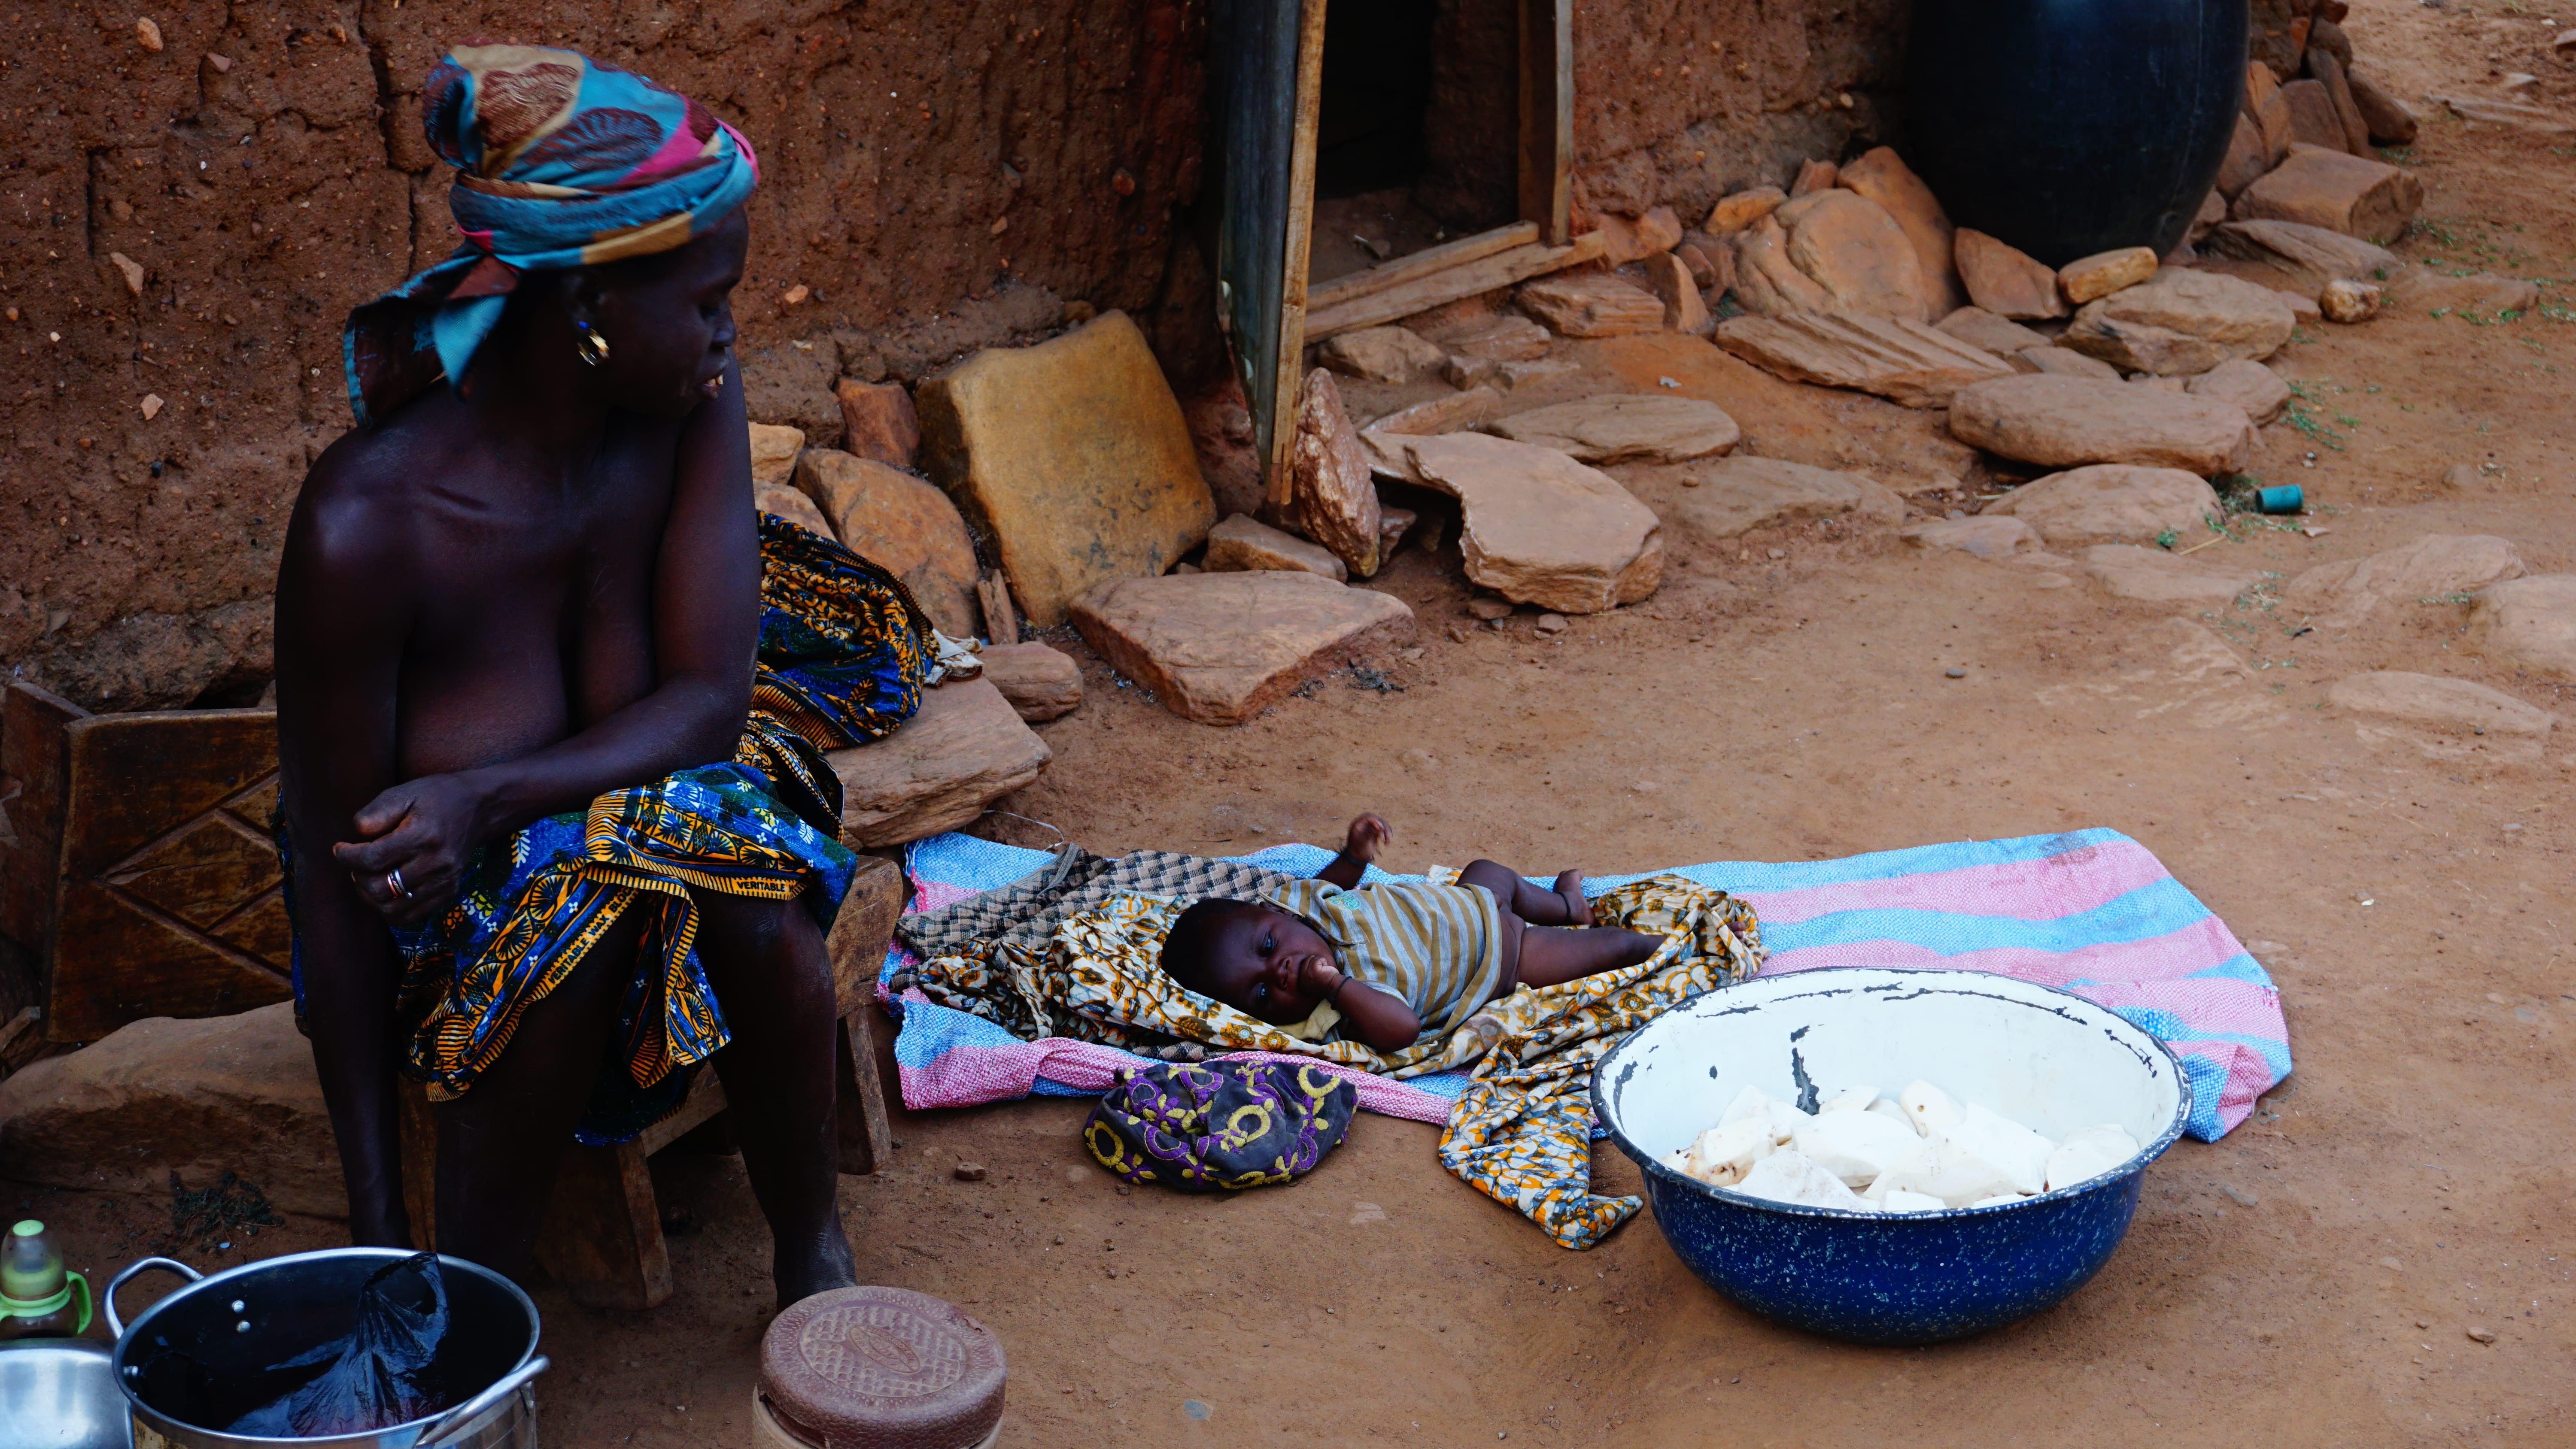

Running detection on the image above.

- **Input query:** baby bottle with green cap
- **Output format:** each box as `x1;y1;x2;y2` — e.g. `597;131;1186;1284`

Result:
0;1219;91;1339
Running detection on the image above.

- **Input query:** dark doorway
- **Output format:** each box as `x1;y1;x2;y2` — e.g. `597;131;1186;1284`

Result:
1314;0;1438;199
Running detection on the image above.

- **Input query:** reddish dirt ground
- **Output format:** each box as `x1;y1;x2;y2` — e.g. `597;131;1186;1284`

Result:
20;1;2576;1444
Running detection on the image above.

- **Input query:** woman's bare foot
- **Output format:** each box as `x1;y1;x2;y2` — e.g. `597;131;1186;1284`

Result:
1553;870;1590;925
775;1215;860;1308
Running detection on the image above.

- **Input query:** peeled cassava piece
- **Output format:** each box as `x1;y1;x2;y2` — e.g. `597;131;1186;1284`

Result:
1867;1136;2021;1208
1946;1103;2059;1196
1732;1149;1869;1210
1818;1085;1878;1114
1674;1117;1774;1186
2045;1124;2142;1191
1792;1109;1924;1188
1681;1076;2146;1215
1719;1084;1805;1145
1899;1079;1964;1137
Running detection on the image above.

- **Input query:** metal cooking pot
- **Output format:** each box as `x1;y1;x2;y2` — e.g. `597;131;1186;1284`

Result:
103;1250;546;1449
0;1339;132;1449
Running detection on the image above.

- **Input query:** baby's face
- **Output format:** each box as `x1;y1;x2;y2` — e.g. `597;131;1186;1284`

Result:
1197;903;1340;1025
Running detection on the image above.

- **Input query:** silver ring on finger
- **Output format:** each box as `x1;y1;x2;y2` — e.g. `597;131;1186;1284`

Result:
388;867;410;899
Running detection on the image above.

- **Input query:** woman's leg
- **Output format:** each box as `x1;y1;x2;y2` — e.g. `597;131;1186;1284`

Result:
432;906;644;1283
691;890;859;1306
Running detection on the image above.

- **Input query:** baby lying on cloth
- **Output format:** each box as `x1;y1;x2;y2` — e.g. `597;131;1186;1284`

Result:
1157;814;1662;1051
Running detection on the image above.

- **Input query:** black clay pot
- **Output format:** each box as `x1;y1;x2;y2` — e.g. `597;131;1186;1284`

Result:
1904;0;2249;267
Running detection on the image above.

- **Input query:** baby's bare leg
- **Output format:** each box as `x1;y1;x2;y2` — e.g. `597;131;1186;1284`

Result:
1516;924;1662;988
1459;859;1586;925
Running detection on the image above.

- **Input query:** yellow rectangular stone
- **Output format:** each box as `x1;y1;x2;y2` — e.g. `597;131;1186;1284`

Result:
916;312;1215;627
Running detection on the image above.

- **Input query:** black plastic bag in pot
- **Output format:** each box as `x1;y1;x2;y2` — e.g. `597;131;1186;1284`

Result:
228;1251;450;1436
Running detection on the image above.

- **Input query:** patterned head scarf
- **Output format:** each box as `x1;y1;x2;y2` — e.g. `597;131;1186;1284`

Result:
342;45;760;426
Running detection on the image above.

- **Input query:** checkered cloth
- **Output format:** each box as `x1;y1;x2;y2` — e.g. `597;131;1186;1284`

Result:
896;847;1296;964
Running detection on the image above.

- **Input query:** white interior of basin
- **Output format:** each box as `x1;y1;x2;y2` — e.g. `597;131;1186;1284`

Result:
1604;969;2183;1164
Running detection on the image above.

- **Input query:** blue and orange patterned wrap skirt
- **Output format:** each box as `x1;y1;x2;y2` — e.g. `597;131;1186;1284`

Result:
288;515;930;1142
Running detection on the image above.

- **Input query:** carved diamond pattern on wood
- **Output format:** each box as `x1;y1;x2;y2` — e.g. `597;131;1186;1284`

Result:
48;709;289;1043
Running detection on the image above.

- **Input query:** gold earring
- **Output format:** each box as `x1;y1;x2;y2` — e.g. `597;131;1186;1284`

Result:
574;322;610;367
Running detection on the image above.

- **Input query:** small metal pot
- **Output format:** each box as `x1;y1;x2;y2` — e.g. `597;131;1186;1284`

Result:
104;1249;546;1449
0;1339;132;1449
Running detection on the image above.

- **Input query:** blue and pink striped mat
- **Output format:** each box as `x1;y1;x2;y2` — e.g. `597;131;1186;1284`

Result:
881;828;2288;1143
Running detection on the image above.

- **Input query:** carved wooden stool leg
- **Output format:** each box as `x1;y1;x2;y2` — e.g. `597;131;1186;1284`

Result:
828;856;906;1176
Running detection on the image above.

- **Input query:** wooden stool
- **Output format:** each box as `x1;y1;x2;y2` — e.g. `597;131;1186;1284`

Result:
399;853;907;1309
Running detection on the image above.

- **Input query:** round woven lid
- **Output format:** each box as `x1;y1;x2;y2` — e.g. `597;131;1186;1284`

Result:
757;1286;1006;1449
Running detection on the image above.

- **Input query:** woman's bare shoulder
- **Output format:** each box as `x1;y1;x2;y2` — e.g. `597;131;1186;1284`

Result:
284;408;461;586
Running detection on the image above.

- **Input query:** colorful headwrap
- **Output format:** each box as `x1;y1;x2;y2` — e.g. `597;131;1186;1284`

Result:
342;45;760;426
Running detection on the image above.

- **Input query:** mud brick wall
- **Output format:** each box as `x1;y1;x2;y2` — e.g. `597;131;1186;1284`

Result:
0;2;1209;710
0;0;1893;712
1419;0;1914;233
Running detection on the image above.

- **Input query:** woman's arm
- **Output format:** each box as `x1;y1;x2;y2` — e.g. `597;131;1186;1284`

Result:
273;470;418;1247
333;365;760;922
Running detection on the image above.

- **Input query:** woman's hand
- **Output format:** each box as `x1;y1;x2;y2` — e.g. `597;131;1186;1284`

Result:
328;771;492;926
1342;813;1392;865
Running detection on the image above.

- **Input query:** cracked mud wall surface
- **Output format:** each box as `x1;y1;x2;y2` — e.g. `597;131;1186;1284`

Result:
1564;0;1913;226
1417;0;1911;233
0;2;1209;710
2;0;1893;712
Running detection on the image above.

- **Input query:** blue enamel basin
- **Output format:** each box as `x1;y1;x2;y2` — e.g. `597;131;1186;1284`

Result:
1593;967;2192;1345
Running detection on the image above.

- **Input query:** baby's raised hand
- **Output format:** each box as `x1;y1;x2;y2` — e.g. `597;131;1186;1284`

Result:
1342;813;1392;864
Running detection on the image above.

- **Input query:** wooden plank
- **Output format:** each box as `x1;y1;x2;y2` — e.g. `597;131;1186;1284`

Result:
635;1065;731;1158
47;707;286;1042
836;1010;895;1175
1264;0;1330;509
1210;0;1319;514
1304;231;1608;342
0;682;87;956
977;569;1018;647
534;1138;671;1310
1306;221;1540;315
826;854;904;1174
1518;0;1574;244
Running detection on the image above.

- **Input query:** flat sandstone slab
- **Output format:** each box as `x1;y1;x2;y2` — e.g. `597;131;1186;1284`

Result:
1981;465;2226;548
976;642;1084;722
1071;572;1416;726
829;678;1053;846
2232;145;2424;243
2327;671;2553;735
1516;273;1668;337
796;449;983;639
2081;543;2264;603
1714;309;2014;407
2060;269;2297;376
0;1002;344;1217
1900;515;2042;560
1668;457;1907;539
1396;433;1665;613
2284;534;2527;627
1204;512;1349;581
1486;393;1741;464
917;311;1215;627
1947;374;2257;475
2468;576;2576;680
